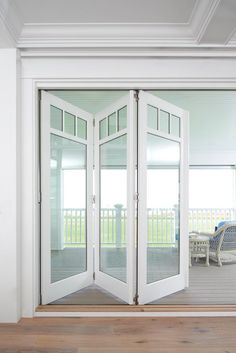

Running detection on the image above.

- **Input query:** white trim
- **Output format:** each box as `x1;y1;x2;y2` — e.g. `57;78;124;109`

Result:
193;0;221;43
40;90;94;304
94;92;136;304
18;23;195;48
20;76;236;319
34;311;236;317
137;90;189;304
20;48;236;58
0;0;23;45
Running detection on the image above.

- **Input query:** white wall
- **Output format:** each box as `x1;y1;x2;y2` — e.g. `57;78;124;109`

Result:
18;55;236;319
0;49;21;323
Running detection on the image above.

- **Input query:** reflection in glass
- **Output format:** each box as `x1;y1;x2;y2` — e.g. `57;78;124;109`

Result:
118;106;127;131
171;115;180;137
146;134;180;283
50;105;63;131
148;105;158;130
64;112;75;135
99;135;127;282
50;134;87;283
100;118;107;140
77;117;87;140
160;110;170;134
108;112;117;135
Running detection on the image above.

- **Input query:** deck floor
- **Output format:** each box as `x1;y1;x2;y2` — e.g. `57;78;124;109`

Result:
51;259;236;305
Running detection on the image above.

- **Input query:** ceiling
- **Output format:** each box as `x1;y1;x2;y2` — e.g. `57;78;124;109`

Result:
14;0;196;24
1;0;236;48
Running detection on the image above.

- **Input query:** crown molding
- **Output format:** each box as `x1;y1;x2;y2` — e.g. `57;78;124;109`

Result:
18;22;197;48
20;47;236;58
190;0;221;43
0;0;23;47
1;0;235;50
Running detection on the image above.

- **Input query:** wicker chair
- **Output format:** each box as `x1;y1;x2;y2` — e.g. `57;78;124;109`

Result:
192;224;236;266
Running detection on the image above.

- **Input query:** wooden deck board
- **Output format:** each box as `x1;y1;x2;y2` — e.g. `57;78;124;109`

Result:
49;261;236;306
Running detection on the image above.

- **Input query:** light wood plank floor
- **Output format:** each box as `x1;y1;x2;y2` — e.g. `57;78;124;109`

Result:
0;317;236;352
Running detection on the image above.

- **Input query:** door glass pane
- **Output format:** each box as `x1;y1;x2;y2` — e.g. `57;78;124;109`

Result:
118;106;127;131
108;112;117;135
171;115;180;137
148;105;158;130
100;118;108;139
77;117;87;140
50;134;87;283
64;112;75;135
99;135;127;282
50;105;63;131
160;110;170;134
147;133;180;283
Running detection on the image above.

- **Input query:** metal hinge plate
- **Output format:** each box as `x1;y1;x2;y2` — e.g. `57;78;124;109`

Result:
93;272;95;280
92;195;96;204
38;191;42;204
134;192;139;202
133;293;139;305
134;91;139;102
93;118;95;127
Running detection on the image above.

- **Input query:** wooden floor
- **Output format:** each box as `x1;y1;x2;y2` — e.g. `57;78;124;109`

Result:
0;317;236;352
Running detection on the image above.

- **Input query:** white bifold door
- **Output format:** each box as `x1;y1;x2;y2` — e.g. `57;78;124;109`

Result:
41;91;94;304
41;90;188;305
138;91;189;304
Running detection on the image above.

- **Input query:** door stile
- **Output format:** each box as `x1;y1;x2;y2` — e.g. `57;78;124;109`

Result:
137;91;189;304
41;91;94;304
94;92;136;304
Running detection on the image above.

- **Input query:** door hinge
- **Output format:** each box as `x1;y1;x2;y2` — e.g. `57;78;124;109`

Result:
93;118;95;127
92;195;96;204
133;293;139;305
38;191;42;204
134;91;139;102
134;192;139;202
93;272;95;280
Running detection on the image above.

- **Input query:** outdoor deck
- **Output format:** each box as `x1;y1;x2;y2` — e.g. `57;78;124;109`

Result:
51;256;236;305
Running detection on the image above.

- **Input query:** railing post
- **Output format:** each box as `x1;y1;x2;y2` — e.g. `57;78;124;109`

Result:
115;204;123;248
173;204;179;245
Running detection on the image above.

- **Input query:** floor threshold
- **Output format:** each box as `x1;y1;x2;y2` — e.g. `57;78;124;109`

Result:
36;304;236;312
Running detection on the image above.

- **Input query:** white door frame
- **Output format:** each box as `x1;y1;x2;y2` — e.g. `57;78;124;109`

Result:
21;73;236;318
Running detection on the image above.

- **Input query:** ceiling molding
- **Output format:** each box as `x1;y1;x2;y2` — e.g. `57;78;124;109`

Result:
190;0;221;43
18;23;196;48
1;0;236;50
0;0;23;47
20;47;236;58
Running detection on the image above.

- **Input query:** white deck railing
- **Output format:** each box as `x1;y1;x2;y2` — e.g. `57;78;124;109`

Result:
62;207;236;246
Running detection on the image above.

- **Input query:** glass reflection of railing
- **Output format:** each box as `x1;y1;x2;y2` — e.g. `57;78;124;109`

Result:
62;207;236;247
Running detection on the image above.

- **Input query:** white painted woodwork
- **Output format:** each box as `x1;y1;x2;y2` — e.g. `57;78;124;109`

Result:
94;93;136;304
40;91;94;304
0;49;21;323
138;91;189;304
1;0;236;48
